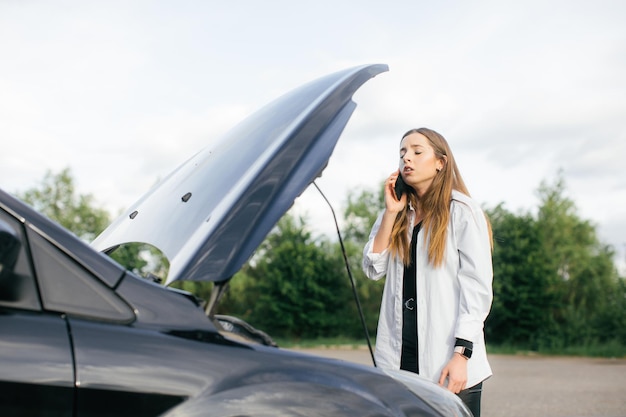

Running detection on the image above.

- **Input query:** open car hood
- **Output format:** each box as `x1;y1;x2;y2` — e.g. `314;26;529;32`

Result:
91;64;388;286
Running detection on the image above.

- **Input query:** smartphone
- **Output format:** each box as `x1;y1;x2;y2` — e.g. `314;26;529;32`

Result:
394;174;408;200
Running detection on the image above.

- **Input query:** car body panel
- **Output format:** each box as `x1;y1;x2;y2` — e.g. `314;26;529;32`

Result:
0;312;74;414
91;64;389;286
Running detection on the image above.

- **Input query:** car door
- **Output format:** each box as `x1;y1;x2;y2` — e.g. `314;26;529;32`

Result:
69;318;189;417
0;209;75;417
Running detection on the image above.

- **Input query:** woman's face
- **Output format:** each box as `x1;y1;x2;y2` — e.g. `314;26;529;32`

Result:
399;132;444;197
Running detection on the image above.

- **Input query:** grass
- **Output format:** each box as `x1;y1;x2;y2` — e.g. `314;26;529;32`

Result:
274;337;625;359
274;336;373;350
487;340;626;358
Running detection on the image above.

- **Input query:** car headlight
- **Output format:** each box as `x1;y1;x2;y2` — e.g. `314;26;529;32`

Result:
382;368;472;417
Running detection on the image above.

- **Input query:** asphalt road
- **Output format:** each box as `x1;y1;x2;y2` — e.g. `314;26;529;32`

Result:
293;347;626;417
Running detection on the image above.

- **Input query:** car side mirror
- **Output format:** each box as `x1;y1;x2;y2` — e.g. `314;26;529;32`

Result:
0;219;21;282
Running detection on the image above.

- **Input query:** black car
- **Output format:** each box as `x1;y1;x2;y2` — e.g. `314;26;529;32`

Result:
0;64;471;417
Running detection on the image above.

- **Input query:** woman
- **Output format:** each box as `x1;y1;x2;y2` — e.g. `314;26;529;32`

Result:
362;127;493;416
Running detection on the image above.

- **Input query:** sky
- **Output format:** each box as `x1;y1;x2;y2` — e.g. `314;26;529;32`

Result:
1;1;625;270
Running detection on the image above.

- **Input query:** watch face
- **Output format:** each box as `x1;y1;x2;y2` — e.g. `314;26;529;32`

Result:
463;347;472;358
455;346;472;359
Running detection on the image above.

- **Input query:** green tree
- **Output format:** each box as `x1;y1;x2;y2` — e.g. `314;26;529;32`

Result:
19;168;110;242
343;186;384;243
223;213;355;339
486;204;559;347
342;185;386;336
18;167;159;277
486;172;625;353
534;173;624;349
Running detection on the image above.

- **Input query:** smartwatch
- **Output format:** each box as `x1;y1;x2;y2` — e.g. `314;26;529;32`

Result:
454;345;472;359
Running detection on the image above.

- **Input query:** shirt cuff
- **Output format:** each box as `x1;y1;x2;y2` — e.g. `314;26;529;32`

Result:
455;338;473;350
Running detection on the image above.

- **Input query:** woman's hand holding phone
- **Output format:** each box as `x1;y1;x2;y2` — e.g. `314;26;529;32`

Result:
372;171;408;253
394;173;408;200
384;171;407;213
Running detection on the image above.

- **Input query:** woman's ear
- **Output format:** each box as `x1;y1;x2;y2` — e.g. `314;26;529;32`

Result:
437;155;447;172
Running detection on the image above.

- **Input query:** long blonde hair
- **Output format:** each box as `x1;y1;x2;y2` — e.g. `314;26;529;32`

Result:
389;127;472;267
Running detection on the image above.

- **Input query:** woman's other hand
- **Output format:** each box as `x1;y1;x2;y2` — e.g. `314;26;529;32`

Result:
438;353;468;394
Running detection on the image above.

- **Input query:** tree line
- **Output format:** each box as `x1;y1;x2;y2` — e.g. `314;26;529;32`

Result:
15;168;626;356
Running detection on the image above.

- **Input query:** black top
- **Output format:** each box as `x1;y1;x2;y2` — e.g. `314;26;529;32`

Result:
401;222;421;373
402;222;421;305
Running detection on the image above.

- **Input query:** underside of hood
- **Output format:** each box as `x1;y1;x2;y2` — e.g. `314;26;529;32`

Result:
91;64;388;285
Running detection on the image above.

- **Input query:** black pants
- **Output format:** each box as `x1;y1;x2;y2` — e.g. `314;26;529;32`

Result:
457;382;483;417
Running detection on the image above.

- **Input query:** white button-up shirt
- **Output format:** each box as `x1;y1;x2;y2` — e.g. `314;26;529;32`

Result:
362;190;493;388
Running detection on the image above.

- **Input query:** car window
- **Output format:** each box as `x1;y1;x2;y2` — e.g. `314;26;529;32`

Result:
27;228;134;323
0;209;41;311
